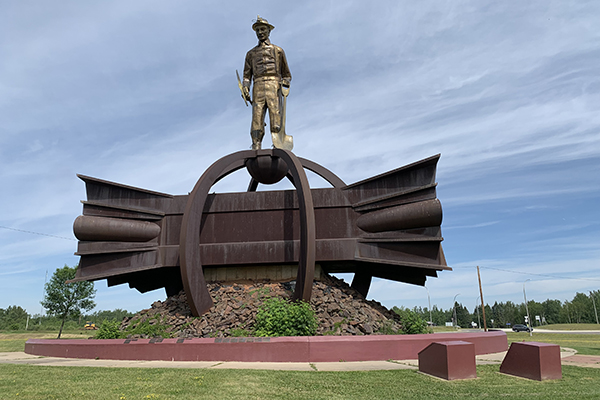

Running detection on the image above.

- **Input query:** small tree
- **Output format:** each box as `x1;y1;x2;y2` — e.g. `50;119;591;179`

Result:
41;265;96;338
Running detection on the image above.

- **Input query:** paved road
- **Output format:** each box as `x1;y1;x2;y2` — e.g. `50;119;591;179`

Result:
448;328;600;335
499;328;600;335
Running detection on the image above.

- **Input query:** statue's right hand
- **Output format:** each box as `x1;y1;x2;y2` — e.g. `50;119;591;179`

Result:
243;87;251;101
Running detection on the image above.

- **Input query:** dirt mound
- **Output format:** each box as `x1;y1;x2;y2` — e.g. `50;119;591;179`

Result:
120;274;402;338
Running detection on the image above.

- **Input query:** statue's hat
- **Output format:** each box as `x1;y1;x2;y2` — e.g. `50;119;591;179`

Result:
252;16;275;31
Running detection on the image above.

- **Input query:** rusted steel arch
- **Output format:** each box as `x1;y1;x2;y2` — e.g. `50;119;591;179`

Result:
180;150;255;316
297;157;346;189
272;149;316;302
180;149;316;316
213;159;247;186
246;156;345;192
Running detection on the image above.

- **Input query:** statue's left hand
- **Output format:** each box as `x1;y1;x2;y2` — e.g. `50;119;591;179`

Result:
281;81;290;97
242;87;251;101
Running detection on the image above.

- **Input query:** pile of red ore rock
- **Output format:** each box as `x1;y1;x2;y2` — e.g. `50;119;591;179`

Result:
119;274;403;338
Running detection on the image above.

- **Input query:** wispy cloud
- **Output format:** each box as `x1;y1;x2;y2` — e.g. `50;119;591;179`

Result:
444;221;500;230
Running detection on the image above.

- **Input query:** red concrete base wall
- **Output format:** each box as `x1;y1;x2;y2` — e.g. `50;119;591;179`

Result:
25;331;507;363
500;341;562;380
418;341;477;380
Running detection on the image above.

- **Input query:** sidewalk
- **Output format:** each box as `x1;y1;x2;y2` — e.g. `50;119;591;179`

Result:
1;347;596;370
0;352;413;371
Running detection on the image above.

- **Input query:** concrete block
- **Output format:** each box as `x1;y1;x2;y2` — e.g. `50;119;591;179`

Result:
418;340;477;380
500;341;562;380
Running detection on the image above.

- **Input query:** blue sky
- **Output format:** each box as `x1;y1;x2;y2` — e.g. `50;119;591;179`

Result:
1;1;599;317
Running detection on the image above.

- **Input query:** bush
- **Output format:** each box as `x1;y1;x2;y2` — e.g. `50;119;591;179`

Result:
95;320;122;339
377;320;401;335
394;307;429;334
125;317;170;338
254;298;317;337
95;316;171;339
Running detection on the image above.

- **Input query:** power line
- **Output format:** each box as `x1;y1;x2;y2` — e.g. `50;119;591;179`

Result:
452;264;600;282
0;225;76;241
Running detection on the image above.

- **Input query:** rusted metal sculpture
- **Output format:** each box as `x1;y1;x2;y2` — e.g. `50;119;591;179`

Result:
71;149;449;317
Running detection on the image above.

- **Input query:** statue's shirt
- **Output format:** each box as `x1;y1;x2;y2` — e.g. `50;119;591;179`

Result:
243;39;291;85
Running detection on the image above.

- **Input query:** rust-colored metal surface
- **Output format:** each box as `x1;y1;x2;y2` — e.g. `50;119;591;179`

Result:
179;149;315;315
272;149;315;303
418;341;477;380
500;341;562;380
71;151;449;316
180;150;254;315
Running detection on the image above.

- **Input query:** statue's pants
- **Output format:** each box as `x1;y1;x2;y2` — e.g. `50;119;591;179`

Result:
251;79;281;135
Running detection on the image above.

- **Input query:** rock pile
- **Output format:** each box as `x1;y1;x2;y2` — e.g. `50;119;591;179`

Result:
119;274;402;338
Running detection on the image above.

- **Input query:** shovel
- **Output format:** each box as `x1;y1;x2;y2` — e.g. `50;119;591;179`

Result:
273;85;293;151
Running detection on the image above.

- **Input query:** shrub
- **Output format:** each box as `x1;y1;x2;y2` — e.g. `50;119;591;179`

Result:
377;320;400;335
126;317;170;338
95;320;122;339
254;298;317;337
394;307;429;334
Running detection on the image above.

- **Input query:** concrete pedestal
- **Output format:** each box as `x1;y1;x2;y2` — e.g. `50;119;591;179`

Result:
418;341;477;380
500;341;562;380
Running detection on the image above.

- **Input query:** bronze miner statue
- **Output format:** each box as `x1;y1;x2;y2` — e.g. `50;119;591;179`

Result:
237;16;293;150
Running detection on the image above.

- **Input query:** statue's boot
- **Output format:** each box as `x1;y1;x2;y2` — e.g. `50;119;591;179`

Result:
251;130;264;150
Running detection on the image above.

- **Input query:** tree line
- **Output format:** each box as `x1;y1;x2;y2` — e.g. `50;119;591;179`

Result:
0;306;133;332
2;264;599;332
410;290;600;328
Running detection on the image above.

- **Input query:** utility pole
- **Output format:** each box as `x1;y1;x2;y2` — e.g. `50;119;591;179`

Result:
476;296;481;329
477;266;488;331
591;291;599;325
39;269;48;325
425;285;432;326
523;279;532;337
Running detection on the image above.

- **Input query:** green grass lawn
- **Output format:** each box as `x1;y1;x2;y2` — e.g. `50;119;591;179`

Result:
507;332;600;355
0;340;27;352
541;323;600;330
431;326;460;333
1;364;599;400
0;329;88;352
0;329;91;339
1;330;600;399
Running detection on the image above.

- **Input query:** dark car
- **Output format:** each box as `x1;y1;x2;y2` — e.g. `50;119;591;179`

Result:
512;324;533;332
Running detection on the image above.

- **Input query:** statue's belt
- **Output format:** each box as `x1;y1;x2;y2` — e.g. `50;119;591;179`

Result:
252;75;281;82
